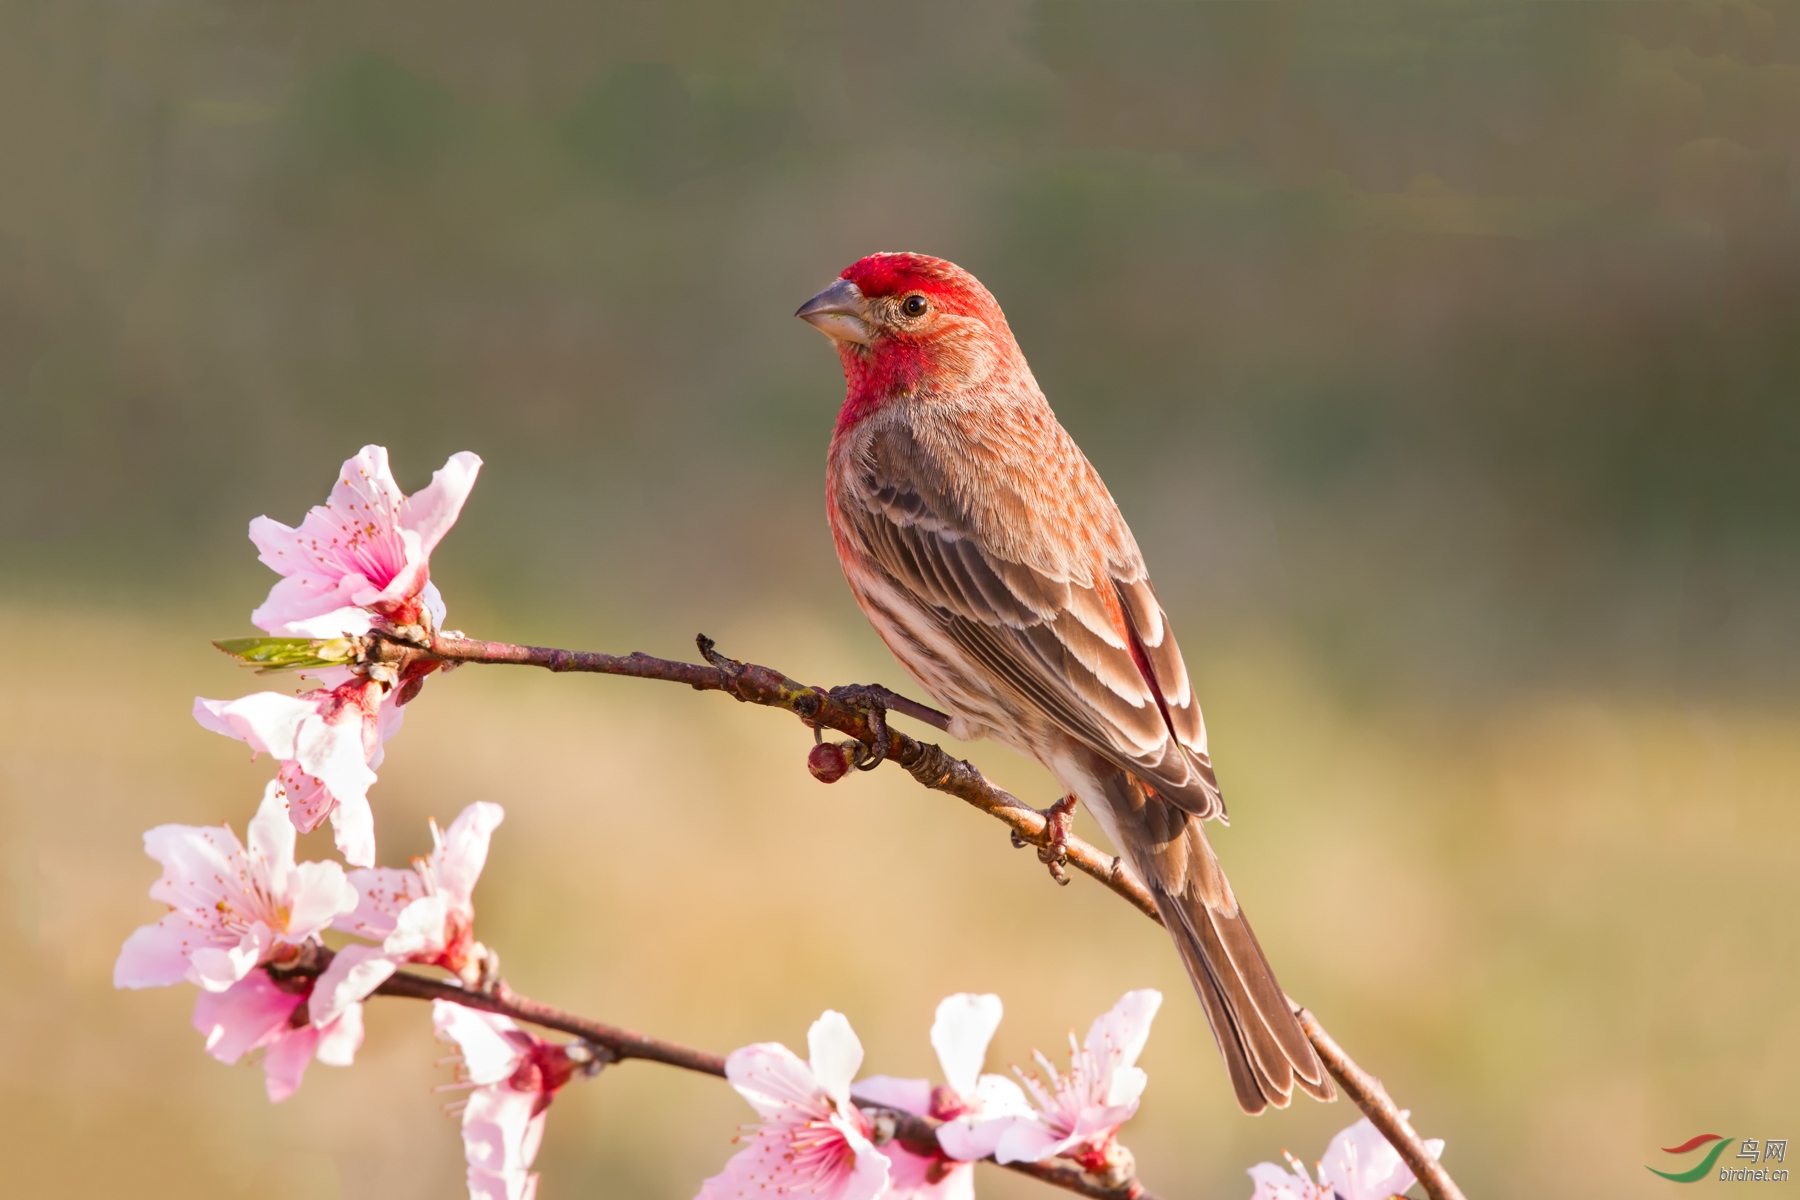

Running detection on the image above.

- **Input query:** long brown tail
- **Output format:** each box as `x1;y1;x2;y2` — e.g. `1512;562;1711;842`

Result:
1100;769;1334;1114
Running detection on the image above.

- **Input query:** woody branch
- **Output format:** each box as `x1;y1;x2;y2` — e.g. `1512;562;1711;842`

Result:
352;629;1465;1200
270;943;1158;1200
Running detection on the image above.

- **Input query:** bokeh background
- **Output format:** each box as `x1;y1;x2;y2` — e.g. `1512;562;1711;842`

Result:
4;2;1798;1197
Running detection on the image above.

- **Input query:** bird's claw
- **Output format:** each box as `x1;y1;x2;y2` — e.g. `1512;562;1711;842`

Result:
825;684;892;771
1019;794;1076;885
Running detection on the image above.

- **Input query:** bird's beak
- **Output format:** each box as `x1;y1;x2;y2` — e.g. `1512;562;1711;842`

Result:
795;278;873;346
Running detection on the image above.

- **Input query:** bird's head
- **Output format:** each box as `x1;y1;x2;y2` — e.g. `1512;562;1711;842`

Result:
797;253;1022;426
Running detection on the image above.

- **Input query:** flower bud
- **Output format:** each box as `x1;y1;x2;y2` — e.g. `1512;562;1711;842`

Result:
807;741;856;784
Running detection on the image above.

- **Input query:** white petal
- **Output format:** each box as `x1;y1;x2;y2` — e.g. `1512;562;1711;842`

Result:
853;1074;932;1116
930;993;1002;1100
192;692;315;760
246;781;299;897
434;801;504;908
273;606;376;638
383;893;452;959
1085;988;1161;1102
725;1042;828;1120
328;790;378;869
333;867;424;939
314;1002;365;1066
401;451;483;555
189;924;271;992
310;944;397;1027
433;999;524;1085
808;1010;865;1107
990;1115;1069;1165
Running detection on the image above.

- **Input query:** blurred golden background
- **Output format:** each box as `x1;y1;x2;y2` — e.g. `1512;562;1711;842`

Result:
3;3;1798;1197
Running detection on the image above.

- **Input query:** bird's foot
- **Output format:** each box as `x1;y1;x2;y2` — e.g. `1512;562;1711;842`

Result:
824;684;893;771
1011;794;1077;885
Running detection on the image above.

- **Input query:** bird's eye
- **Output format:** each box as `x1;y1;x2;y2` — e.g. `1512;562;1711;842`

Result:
902;294;929;318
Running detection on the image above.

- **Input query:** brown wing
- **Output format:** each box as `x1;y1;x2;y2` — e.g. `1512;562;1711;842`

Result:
842;418;1224;820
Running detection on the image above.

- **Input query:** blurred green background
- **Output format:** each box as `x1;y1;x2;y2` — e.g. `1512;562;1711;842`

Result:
3;2;1798;1197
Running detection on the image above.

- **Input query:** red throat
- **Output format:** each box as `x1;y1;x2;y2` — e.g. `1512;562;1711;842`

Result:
834;340;928;433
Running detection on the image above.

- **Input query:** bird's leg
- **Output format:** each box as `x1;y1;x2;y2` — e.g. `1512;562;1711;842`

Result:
1011;794;1077;885
824;684;893;771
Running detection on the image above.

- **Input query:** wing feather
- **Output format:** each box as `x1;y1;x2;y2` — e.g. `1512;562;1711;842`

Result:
845;421;1223;818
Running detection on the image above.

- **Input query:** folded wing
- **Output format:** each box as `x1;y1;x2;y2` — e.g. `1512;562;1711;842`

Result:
842;421;1224;820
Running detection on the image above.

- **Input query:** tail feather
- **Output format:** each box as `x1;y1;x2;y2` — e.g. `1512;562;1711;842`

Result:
1102;770;1334;1113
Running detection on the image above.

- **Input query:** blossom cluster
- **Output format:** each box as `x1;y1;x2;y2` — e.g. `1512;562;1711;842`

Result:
111;447;565;1192
112;445;1448;1200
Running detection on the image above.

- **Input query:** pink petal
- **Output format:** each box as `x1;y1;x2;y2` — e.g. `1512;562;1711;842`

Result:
935;1075;1034;1162
930;994;1003;1100
400;451;483;556
468;1166;538;1200
351;528;429;611
141;821;244;913
462;1085;545;1175
265;602;377;638
990;1116;1070;1166
291;702;378;818
367;696;406;771
973;1073;1034;1117
881;1144;974;1200
188;923;273;992
935;1113;1014;1163
313;1003;365;1067
114;914;208;989
279;764;336;835
334;867;425;939
1084;990;1161;1093
262;1022;323;1103
245;782;299;895
696;1116;888;1200
807;1010;864;1107
249;445;454;631
192;692;314;760
310;944;397;1027
1318;1117;1438;1200
854;1074;932;1117
1248;1162;1321;1200
827;1115;892;1200
434;801;505;909
383;893;452;960
327;788;377;869
433;1000;526;1085
724;1041;829;1121
192;971;303;1063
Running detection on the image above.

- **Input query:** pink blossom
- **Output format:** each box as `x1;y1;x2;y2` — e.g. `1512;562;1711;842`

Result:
113;782;357;993
1247;1116;1445;1200
986;990;1162;1180
698;1010;891;1200
193;677;401;867
309;802;505;1025
434;1000;596;1200
190;968;364;1103
856;993;1033;1198
249;445;482;638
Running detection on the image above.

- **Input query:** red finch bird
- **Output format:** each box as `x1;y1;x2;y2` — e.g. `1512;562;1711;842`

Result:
798;252;1331;1114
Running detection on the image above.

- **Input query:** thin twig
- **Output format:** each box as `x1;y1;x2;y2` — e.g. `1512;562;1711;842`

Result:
274;945;1152;1200
1291;1002;1464;1200
379;632;1162;921
364;630;1460;1199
